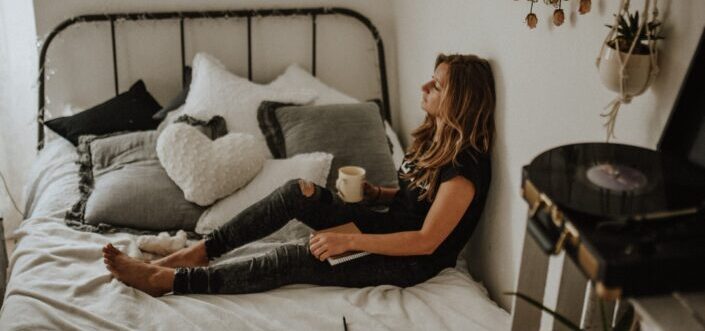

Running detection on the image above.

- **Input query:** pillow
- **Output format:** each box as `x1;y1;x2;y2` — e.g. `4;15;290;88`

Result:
268;64;405;168
385;121;405;169
196;152;333;234
45;80;161;146
157;122;267;206
172;114;228;140
269;63;358;105
44;104;84;143
153;66;192;121
157;105;184;134
156;108;229;141
258;101;398;190
182;53;317;140
65;131;204;232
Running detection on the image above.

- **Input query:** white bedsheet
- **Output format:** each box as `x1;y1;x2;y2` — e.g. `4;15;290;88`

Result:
0;139;510;330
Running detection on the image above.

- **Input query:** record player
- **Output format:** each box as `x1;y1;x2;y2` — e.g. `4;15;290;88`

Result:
521;27;705;299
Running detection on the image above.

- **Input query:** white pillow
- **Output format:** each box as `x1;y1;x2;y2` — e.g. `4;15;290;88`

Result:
183;53;317;140
385;122;405;169
269;63;359;105
156;104;184;134
195;152;333;234
156;123;267;206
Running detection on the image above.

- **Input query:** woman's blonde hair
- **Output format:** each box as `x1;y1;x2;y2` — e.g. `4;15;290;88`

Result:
401;54;496;202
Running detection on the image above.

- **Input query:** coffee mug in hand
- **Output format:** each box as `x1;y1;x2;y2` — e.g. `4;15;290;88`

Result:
336;166;366;203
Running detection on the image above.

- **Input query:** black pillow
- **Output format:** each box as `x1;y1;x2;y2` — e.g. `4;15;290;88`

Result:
45;80;161;146
153;66;192;121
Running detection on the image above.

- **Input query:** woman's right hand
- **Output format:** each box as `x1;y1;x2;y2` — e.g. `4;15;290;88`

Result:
363;182;380;202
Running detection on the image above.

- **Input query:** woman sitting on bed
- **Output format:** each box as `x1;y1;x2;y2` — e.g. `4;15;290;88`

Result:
103;53;496;297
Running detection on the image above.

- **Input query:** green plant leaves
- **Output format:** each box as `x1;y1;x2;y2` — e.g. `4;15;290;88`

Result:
605;9;663;53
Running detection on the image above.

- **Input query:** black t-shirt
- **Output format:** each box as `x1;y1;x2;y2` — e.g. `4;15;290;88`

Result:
389;148;491;268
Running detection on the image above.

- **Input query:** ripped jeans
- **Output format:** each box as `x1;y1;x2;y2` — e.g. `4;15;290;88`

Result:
172;179;442;294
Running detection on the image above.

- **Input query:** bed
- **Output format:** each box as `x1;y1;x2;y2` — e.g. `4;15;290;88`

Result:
0;7;510;330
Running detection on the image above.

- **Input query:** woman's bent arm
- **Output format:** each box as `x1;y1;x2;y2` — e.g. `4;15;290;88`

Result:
311;176;475;260
353;176;475;255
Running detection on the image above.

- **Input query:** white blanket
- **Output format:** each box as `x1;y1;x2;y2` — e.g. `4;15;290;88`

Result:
0;139;510;330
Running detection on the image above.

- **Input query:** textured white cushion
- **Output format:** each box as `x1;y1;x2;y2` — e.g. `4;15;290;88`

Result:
183;53;317;140
270;63;358;105
195;152;333;234
156;123;267;206
137;230;188;256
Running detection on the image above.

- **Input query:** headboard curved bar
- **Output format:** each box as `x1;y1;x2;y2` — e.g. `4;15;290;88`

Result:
37;7;391;150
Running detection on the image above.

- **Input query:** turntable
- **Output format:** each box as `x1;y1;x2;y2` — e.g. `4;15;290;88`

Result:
521;26;705;299
522;143;705;297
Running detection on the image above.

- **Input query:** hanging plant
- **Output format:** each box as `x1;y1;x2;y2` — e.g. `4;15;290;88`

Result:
521;0;590;29
596;0;663;141
605;10;663;55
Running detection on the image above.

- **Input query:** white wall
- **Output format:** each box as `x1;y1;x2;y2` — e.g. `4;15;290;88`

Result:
391;0;705;311
0;0;37;243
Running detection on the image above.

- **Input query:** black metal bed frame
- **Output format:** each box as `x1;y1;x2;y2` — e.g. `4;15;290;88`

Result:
37;7;391;150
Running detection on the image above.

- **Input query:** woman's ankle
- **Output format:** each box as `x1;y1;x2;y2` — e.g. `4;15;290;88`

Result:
151;241;208;268
193;240;210;266
149;267;175;293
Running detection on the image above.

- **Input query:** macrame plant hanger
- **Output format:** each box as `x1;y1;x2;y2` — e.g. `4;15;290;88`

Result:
596;0;660;142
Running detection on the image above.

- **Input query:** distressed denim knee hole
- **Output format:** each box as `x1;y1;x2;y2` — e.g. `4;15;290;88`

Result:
298;179;316;198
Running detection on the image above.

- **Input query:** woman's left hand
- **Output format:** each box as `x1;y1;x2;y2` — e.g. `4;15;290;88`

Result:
309;232;352;261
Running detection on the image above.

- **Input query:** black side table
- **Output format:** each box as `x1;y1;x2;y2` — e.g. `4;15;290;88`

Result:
511;143;705;330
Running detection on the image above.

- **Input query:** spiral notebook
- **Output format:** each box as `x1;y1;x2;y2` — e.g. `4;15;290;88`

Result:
317;222;370;266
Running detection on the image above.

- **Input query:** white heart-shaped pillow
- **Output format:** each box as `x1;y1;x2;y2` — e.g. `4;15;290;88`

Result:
157;123;267;206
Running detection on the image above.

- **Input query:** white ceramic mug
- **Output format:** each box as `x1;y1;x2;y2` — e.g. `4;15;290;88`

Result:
335;166;366;203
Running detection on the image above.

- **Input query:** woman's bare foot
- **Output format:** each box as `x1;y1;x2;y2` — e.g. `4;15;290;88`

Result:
151;240;209;268
103;243;174;297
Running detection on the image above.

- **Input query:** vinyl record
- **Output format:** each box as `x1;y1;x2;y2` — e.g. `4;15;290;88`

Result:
527;143;705;220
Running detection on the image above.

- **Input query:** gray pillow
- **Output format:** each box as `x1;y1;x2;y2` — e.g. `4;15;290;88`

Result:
258;101;398;190
66;131;204;233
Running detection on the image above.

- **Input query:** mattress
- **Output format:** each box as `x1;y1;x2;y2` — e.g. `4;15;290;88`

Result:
0;139;510;330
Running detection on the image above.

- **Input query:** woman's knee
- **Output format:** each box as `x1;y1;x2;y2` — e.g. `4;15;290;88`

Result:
298;179;316;197
281;178;333;204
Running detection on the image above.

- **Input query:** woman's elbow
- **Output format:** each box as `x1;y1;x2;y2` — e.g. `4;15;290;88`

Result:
422;244;440;255
417;235;441;255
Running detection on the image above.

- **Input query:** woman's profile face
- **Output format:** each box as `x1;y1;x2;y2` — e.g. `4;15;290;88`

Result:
421;62;449;116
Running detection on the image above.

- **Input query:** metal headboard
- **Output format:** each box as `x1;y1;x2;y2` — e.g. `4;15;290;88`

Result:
37;7;391;150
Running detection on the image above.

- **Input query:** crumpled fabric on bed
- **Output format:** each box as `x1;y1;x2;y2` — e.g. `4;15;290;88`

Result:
2;139;510;331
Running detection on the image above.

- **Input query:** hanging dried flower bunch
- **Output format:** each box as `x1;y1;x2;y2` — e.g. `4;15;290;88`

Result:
525;1;539;29
579;0;592;14
553;7;565;26
522;0;591;29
